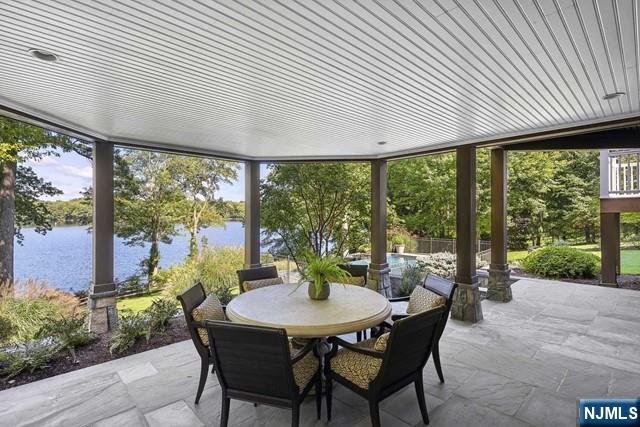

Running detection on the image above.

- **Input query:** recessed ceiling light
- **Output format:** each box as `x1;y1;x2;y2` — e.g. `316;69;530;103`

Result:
377;141;387;145
603;91;625;100
28;48;59;62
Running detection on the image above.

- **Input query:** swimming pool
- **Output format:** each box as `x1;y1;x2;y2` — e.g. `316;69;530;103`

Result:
350;253;418;276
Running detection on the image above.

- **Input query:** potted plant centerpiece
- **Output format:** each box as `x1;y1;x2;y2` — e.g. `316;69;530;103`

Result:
391;234;406;254
295;256;351;300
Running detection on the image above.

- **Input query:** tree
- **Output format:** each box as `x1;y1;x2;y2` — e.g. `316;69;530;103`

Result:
261;163;370;265
0;117;90;285
114;150;182;284
169;157;239;257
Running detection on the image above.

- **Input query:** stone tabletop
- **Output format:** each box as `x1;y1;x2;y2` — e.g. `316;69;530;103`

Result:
226;283;392;338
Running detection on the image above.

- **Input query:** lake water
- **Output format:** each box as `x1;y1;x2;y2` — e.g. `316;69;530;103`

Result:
15;221;247;292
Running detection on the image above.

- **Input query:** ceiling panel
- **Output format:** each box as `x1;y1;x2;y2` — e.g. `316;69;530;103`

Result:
0;0;638;159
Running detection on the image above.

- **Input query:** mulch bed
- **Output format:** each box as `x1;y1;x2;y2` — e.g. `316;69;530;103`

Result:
0;317;190;392
511;267;640;291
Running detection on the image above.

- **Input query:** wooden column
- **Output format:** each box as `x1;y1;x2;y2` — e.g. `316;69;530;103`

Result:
244;160;261;269
89;142;117;333
451;146;483;322
487;148;512;302
600;211;619;287
369;159;392;297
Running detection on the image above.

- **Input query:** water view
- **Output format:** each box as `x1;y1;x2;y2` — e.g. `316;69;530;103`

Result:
15;221;246;292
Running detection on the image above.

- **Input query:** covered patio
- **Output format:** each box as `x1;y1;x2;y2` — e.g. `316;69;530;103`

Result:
1;1;640;426
1;279;639;427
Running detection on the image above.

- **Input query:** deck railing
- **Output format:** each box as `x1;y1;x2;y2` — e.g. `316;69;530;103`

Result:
604;150;640;196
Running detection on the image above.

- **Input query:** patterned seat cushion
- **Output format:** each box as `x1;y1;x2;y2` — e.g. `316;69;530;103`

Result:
291;346;320;391
337;276;366;286
330;347;383;390
242;277;284;292
191;294;226;346
406;286;446;314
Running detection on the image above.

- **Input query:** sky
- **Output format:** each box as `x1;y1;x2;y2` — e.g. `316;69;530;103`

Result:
26;149;265;202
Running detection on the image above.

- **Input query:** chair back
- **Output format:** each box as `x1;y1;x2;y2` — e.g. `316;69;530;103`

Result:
176;282;208;354
338;263;368;286
206;321;296;400
423;274;457;337
374;306;444;390
236;265;279;293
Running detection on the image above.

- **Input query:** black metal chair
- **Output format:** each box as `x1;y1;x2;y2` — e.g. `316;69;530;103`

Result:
205;321;322;427
386;274;457;383
338;263;369;341
236;265;281;293
324;306;445;427
177;282;226;404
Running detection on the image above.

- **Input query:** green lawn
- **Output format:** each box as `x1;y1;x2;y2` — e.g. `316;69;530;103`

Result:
116;286;241;314
507;245;640;274
117;292;165;312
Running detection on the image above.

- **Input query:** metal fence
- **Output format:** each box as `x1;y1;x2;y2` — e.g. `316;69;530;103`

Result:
414;237;491;255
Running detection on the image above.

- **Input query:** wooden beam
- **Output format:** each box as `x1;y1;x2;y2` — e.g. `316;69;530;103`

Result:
502;127;640;151
451;146;483;322
244;161;261;269
600;197;640;213
487;148;512;302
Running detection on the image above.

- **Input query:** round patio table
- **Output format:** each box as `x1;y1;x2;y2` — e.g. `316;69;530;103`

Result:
226;283;392;338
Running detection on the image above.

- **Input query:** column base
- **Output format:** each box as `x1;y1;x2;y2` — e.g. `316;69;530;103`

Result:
368;264;392;298
487;265;512;302
243;263;262;269
599;281;618;288
451;280;483;323
89;284;117;334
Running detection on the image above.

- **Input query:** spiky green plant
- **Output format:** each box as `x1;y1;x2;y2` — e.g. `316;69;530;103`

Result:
293;256;351;298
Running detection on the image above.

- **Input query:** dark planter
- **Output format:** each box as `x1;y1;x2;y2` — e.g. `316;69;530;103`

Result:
308;281;330;300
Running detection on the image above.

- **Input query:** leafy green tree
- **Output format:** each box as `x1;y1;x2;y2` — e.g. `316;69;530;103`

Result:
169;157;239;257
261;163;370;264
44;198;92;225
0;117;89;285
114;150;182;283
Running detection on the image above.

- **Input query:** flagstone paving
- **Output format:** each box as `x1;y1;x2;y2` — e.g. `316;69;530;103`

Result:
1;278;638;427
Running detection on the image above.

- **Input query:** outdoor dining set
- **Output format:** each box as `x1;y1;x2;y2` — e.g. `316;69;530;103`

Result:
177;264;456;427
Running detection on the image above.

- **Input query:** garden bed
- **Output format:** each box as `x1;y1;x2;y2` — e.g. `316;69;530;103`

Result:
0;317;190;391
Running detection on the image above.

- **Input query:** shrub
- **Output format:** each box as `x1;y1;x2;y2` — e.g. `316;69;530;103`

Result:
523;246;600;279
145;298;179;333
0;341;58;378
108;310;149;355
416;252;457;278
161;246;242;305
398;264;424;296
0;280;81;346
36;309;95;363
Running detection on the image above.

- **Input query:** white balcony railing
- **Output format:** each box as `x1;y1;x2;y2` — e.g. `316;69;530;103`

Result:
601;150;640;198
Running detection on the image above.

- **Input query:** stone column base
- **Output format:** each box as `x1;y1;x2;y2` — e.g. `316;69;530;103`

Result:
89;285;117;334
451;280;483;323
368;264;392;298
487;265;512;302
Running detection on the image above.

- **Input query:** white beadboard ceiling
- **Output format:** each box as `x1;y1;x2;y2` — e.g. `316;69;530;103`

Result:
0;0;639;160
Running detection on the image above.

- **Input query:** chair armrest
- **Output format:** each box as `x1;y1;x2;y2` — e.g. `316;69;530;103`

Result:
388;296;410;302
291;339;317;364
328;336;384;359
391;313;409;321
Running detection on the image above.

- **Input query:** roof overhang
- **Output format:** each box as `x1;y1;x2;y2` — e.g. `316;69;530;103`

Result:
1;1;639;161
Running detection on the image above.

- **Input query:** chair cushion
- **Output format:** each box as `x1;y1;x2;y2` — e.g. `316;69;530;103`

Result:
337;276;366;286
292;350;319;391
373;332;390;351
406;286;446;314
330;348;382;390
242;276;284;292
192;294;225;346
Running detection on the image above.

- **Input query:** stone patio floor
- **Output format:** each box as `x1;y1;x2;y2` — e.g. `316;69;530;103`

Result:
1;278;639;427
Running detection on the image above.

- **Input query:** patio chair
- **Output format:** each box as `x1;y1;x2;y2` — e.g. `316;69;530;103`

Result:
385;274;457;383
205;321;322;427
324;306;445;427
176;282;226;404
236;265;283;293
337;263;369;341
